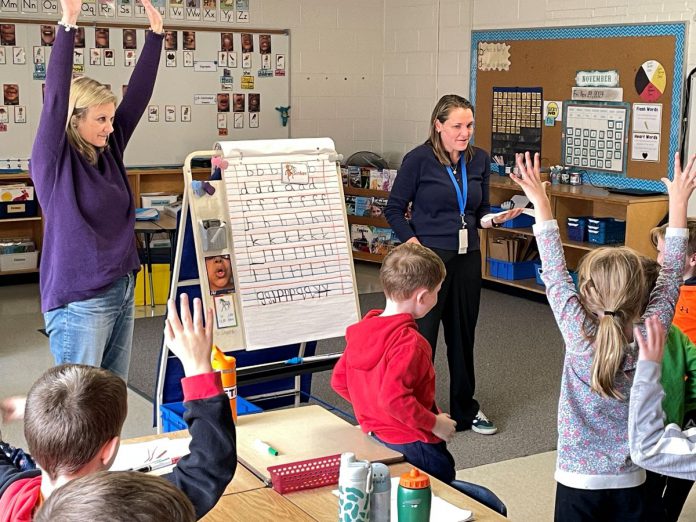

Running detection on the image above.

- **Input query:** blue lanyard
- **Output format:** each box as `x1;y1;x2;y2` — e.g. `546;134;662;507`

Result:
445;157;467;227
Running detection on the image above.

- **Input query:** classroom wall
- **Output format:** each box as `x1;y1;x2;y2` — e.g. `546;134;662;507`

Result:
380;0;696;168
251;0;384;161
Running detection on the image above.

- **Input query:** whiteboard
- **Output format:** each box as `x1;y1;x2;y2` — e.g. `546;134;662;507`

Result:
217;138;360;350
0;21;289;167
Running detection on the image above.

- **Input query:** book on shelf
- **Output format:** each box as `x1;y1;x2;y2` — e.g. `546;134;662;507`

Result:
347;166;362;188
354;196;372;217
344;195;356;215
350;224;373;253
350;224;401;256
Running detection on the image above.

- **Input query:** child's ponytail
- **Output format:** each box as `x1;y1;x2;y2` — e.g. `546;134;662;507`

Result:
577;247;645;400
591;313;628;400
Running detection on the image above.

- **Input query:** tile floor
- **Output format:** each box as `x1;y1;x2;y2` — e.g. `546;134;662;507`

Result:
2;262;696;520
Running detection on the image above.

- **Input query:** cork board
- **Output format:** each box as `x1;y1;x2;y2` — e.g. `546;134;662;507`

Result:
470;24;687;191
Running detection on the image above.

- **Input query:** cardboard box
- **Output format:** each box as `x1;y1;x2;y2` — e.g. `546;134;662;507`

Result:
141;193;179;210
0;251;39;272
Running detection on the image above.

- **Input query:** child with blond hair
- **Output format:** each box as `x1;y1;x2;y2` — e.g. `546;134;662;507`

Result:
512;150;696;521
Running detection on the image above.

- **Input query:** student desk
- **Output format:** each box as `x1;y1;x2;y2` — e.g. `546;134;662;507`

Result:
133;213;178;307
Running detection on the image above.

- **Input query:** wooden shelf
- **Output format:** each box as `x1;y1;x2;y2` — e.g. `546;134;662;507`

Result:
343;186;390;198
482;274;546;294
0;267;39;275
347;215;390;228
0;216;41;223
489;226;607;252
0;173;31;180
351;250;384;263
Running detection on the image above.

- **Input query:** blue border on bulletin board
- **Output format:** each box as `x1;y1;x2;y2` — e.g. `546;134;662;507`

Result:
470;23;687;192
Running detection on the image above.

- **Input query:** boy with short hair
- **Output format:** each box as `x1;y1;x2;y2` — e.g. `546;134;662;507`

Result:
35;471;196;522
331;242;458;483
0;294;236;521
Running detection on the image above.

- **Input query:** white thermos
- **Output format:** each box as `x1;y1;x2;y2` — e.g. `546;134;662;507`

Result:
338;452;372;521
369;462;391;522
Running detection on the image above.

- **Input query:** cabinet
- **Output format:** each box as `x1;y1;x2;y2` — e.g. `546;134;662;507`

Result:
0;167;210;277
481;175;668;294
344;185;392;263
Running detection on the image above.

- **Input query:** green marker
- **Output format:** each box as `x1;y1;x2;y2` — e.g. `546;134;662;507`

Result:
253;439;279;456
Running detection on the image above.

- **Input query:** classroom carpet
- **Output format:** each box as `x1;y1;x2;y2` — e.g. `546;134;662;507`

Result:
127;288;565;469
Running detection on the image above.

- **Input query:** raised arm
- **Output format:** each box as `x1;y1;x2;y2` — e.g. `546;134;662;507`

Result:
113;0;163;147
30;0;80;168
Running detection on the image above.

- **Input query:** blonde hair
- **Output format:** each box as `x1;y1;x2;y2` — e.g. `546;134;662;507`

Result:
427;94;475;166
380;243;446;301
35;471;196;522
576;247;645;400
24;364;127;481
651;218;696;256
66;76;117;165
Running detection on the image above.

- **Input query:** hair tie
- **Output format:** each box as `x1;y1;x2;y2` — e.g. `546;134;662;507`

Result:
604;311;616;317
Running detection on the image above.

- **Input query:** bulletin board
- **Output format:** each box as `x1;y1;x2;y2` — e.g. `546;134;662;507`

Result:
0;19;290;167
470;23;687;191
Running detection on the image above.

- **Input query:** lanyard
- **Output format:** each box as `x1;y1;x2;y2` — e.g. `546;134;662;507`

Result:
445;157;467;228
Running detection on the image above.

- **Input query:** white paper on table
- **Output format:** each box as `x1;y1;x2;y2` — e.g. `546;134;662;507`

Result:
110;437;191;476
388;478;472;521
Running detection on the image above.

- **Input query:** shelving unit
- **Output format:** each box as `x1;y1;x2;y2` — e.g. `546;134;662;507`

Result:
0;167;210;277
344;185;392;263
481;175;669;294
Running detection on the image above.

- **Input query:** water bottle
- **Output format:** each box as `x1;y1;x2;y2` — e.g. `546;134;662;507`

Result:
369;462;390;522
397;468;431;522
338;452;372;521
211;344;237;422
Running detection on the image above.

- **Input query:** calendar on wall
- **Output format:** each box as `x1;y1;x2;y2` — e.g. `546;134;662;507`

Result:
562;101;630;175
490;86;542;167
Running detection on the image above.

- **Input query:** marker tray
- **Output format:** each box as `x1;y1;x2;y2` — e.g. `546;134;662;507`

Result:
267;453;341;494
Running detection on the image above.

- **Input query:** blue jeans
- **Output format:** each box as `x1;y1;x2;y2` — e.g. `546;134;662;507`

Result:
44;273;135;381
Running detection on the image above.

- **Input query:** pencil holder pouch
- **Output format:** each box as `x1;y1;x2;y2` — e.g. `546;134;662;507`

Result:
200;219;227;251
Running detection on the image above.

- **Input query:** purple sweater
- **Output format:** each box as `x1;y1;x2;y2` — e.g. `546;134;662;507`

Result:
31;27;163;313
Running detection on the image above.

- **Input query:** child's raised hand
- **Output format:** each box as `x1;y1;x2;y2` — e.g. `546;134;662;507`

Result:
664;152;696;229
0;396;26;423
635;315;666;363
164;293;214;377
59;0;82;24
511;152;553;223
432;412;457;443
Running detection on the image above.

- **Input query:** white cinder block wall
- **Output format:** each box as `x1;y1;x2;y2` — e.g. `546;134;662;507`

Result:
252;0;384;161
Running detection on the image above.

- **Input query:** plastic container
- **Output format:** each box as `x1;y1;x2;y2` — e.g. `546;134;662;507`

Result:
211;345;238;422
397;468;431;522
587;218;626;245
488;258;538;280
490;206;534;228
566;217;590;242
534;262;578;288
0;251;39;272
267;453;341;494
160;396;262;433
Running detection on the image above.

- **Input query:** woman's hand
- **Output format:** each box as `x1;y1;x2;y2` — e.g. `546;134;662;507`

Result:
635;315;666;363
59;0;81;25
511;152;553;223
142;0;163;34
664;152;696;229
492;208;524;226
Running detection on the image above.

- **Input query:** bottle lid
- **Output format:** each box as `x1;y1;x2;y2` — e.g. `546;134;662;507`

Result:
399;468;430;489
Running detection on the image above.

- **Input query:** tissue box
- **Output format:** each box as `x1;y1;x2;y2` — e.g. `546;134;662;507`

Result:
141;193;179;210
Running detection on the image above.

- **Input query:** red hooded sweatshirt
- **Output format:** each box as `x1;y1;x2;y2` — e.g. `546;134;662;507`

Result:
0;476;41;522
331;310;440;444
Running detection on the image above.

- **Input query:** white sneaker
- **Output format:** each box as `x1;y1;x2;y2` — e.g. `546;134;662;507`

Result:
471;410;497;435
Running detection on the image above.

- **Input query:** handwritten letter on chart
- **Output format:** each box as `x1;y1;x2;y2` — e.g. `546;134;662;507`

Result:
224;158;359;349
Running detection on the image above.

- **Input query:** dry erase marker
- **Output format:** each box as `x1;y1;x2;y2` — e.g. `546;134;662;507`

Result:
253;439;279;456
131;456;181;473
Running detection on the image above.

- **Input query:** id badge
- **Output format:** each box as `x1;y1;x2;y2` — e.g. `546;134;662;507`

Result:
458;227;468;254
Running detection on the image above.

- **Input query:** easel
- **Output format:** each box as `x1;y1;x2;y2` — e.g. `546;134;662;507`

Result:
155;139;359;432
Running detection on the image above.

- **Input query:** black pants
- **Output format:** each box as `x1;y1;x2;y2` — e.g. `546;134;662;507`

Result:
372;434;455;484
416;248;481;428
554;482;648;521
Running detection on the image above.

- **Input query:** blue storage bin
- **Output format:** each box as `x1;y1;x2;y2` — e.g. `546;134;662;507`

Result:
488;258;538;280
490;206;535;228
534;262;578;287
587;218;626;245
490;163;506;176
160;396;262;433
566;217;590;242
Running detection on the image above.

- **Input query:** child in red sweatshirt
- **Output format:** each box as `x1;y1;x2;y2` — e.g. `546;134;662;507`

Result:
331;242;458;483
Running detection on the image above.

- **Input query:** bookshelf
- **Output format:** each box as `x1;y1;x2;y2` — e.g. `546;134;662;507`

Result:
481;175;669;294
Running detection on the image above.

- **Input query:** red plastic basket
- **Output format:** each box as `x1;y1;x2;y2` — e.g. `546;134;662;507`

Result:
267;454;341;494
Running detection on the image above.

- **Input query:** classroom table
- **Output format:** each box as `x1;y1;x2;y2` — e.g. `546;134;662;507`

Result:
133;213;178;307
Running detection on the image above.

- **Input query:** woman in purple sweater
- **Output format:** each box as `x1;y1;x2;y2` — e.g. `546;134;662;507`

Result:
31;0;164;380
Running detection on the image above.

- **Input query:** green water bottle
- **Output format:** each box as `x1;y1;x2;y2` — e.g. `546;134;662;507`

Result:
397;468;431;522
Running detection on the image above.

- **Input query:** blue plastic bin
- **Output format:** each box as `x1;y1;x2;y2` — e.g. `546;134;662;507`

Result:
534;262;578;287
160;396;262;433
490;206;535;228
488;258;538;280
566;217;590;242
587;218;626;245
